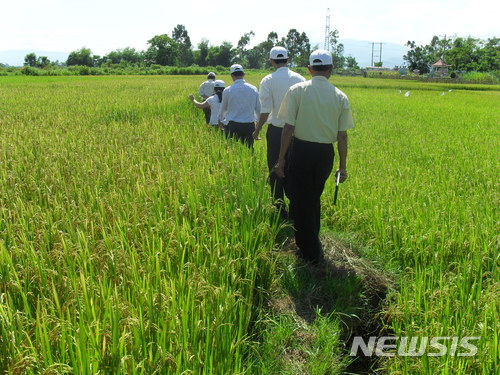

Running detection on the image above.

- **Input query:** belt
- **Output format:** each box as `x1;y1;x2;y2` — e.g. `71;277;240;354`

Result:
228;121;254;125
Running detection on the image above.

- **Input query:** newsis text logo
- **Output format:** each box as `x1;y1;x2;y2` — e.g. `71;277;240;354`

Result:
350;336;481;357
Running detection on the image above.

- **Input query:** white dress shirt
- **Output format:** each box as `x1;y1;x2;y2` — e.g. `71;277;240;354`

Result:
198;79;215;98
218;79;260;123
259;67;305;127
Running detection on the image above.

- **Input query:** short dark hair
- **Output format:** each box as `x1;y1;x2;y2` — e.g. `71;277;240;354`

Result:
231;71;244;77
311;64;333;72
272;58;288;64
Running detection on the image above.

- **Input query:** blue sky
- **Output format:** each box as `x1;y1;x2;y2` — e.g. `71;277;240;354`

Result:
1;0;498;56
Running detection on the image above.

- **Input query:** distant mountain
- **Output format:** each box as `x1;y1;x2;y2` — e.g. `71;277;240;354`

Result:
0;50;69;67
341;39;409;68
312;39;409;68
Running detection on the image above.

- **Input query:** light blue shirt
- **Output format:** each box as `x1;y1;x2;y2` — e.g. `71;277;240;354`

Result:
218;79;260;123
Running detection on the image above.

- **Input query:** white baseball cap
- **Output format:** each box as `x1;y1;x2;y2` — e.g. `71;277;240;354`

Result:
269;46;288;60
230;64;244;74
207;72;216;78
309;49;333;66
214;80;225;88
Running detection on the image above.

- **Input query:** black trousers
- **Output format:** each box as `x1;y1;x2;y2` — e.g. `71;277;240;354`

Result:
266;124;286;209
203;108;211;124
287;138;334;262
227;121;255;148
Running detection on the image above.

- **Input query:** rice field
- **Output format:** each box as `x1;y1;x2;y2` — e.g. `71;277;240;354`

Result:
0;74;498;374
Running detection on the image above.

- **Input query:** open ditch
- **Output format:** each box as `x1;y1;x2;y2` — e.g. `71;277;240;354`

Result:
266;232;394;374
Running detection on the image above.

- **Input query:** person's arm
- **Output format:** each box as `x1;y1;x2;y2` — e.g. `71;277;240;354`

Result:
275;123;295;178
218;92;228;130
336;131;348;182
254;79;271;140
253;90;261;123
253;113;269;140
189;94;209;109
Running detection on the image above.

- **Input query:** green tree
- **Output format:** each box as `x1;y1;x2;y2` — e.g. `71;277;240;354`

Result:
246;32;279;69
207;41;233;67
246;48;264;69
195;39;209;67
282;29;310;67
446;36;482;71
145;34;178;66
404;35;499;73
105;47;144;65
404;41;432;73
345;56;359;70
172;24;193;67
37;56;50;68
67;47;94;67
24;53;38;67
328;29;345;69
235;31;255;66
477;37;500;71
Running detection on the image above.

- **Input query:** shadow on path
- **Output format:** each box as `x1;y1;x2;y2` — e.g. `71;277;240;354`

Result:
269;232;393;374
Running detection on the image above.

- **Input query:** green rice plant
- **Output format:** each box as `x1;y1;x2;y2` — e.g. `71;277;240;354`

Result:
322;81;499;374
0;75;280;374
1;75;497;375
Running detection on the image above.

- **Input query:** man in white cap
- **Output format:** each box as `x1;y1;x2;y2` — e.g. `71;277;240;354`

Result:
253;46;305;217
275;49;354;263
198;72;216;124
218;64;260;148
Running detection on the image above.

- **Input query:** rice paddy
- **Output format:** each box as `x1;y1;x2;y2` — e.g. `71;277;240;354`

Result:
0;74;498;374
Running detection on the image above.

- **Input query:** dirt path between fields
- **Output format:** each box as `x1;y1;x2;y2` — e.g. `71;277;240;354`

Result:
268;233;393;374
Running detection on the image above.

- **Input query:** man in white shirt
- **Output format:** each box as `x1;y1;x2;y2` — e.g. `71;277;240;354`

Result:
218;64;260;148
253;46;305;216
276;50;355;263
198;72;216;124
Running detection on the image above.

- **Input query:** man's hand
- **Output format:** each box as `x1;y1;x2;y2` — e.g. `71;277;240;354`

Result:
188;94;195;101
252;129;262;140
275;159;286;178
335;168;348;183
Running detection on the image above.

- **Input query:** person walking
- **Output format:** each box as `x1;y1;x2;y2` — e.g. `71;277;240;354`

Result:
218;64;260;148
275;49;355;263
189;80;226;128
253;46;305;216
198;72;216;124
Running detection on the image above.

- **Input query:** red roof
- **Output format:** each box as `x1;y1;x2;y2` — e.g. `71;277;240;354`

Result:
432;59;450;67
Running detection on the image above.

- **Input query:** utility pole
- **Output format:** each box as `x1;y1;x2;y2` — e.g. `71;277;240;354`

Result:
324;8;331;51
371;42;383;66
440;34;448;60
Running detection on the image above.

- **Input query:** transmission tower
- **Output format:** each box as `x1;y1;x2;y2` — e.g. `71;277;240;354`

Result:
371;42;383;66
324;8;331;51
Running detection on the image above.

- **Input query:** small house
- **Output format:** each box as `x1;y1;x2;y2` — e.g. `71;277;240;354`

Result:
431;59;451;77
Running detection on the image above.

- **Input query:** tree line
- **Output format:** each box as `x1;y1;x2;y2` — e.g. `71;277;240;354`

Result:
404;35;499;74
21;25;359;70
17;27;499;74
